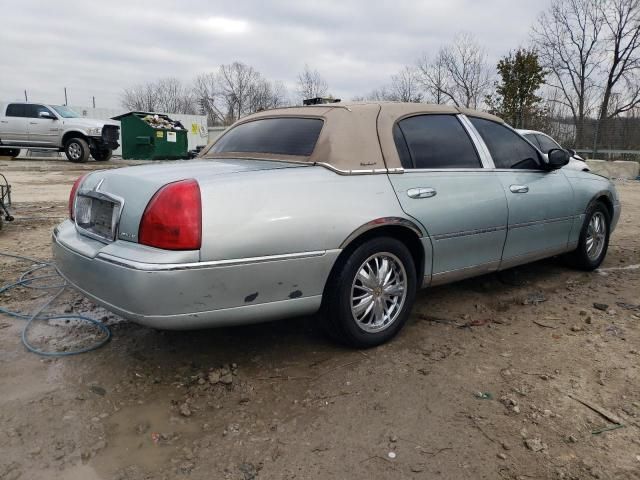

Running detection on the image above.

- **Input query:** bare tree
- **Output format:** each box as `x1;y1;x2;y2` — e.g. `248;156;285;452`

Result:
193;62;290;125
386;66;423;102
296;65;329;101
592;0;640;152
417;53;449;104
417;33;491;108
532;0;604;147
121;78;196;114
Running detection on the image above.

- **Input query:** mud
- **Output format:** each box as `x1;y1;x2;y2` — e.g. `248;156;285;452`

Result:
1;158;639;479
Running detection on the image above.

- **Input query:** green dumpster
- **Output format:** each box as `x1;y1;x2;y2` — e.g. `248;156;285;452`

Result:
112;112;188;160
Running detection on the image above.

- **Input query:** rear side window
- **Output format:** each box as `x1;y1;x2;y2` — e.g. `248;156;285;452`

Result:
535;134;561;154
394;114;481;169
5;104;26;117
469;117;540;170
209;118;323;157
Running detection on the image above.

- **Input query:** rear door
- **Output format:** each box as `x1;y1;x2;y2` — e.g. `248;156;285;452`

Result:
387;114;508;285
468;117;574;266
0;103;29;144
26;104;60;146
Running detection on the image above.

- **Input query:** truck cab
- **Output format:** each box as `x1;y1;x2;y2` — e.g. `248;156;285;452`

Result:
0;102;120;162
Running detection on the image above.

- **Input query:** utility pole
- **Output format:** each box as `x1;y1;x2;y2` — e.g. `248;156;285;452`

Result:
24;90;28;101
64;87;68;106
92;96;96;108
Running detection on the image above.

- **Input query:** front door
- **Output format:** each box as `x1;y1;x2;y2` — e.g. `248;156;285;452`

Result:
26;104;60;146
468;117;574;266
387;114;508;285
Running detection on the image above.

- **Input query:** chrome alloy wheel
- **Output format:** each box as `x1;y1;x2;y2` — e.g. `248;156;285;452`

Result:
586;211;607;261
68;142;82;160
350;252;407;333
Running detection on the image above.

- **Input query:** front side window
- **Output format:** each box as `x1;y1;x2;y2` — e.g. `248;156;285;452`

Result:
5;104;26;117
394;114;481;169
470;117;541;170
208;117;323;157
25;104;55;119
535;134;561;154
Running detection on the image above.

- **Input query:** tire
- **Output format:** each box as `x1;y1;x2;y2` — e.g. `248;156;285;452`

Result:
321;236;417;348
0;148;20;158
64;137;90;163
566;201;611;271
92;148;112;161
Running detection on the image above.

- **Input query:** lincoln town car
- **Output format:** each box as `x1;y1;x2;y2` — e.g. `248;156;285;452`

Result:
53;103;621;347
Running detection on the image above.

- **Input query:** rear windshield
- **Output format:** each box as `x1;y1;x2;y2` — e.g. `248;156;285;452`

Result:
208;117;323;157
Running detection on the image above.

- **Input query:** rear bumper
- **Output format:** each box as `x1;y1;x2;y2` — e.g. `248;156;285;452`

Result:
52;220;338;329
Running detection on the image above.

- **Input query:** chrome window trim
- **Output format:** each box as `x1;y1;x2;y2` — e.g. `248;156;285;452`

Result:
457;114;495;168
95;250;329;272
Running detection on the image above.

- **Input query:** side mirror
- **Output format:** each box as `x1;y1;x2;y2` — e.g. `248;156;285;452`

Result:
546;148;570;170
568;148;577;157
39;111;57;120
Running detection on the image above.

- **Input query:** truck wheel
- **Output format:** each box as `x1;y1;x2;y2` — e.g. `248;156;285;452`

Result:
566;201;610;271
322;237;417;348
65;137;90;163
92;149;112;161
0;148;20;158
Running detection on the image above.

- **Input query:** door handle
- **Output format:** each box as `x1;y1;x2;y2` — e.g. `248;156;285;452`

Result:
29;122;38;125
0;120;8;124
407;187;437;199
510;185;529;193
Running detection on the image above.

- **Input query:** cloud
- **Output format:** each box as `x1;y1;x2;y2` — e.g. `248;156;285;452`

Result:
1;0;552;109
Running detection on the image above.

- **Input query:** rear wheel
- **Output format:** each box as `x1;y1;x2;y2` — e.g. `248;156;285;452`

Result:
65;137;90;163
0;148;20;158
322;237;417;348
567;202;610;270
91;148;112;161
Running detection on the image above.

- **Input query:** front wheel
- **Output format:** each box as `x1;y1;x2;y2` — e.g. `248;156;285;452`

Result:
92;148;112;161
567;202;610;270
65;137;90;163
321;237;417;348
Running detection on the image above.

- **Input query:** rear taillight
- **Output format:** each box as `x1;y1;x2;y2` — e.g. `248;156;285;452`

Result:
139;179;201;250
69;174;88;220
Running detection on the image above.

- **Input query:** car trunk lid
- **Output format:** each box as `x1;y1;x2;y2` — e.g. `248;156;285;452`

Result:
74;158;306;245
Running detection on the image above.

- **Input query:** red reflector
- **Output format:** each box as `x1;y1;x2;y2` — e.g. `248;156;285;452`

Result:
139;179;202;250
69;174;88;220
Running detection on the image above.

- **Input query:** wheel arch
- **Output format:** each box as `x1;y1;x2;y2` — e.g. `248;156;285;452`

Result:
588;190;614;221
329;217;429;289
62;130;89;146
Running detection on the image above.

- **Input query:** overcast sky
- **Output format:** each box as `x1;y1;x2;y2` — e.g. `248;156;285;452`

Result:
1;0;552;109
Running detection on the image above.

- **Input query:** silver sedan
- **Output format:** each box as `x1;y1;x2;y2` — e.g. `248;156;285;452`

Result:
54;103;620;347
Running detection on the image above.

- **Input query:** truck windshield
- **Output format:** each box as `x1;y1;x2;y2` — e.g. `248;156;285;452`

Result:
52;105;80;118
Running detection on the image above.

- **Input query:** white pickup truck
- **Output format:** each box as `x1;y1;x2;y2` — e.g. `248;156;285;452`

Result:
0;102;120;162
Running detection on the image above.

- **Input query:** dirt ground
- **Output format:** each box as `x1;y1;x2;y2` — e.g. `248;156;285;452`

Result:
1;158;639;480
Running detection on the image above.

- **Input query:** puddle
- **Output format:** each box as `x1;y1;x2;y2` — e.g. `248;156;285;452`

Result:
94;399;202;474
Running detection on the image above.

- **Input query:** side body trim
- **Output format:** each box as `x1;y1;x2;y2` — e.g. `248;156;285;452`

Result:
95;250;329;272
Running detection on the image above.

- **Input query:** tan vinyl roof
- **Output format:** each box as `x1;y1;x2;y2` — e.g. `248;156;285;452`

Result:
203;102;504;172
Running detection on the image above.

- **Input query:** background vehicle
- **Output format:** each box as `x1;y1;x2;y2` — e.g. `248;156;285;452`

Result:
517;129;589;171
0;102;119;163
54;103;620;348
